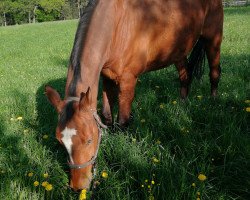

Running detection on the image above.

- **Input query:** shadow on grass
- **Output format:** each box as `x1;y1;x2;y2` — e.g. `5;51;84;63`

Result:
0;85;80;199
32;52;249;199
0;115;45;198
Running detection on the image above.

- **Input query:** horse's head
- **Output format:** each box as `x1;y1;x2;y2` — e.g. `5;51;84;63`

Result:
45;86;105;191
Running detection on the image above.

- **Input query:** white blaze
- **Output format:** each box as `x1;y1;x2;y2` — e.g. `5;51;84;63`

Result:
61;127;77;163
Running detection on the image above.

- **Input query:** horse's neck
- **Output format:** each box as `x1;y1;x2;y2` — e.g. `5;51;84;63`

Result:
65;0;115;108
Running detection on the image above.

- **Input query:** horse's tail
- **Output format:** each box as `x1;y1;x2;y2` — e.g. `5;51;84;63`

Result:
187;37;206;80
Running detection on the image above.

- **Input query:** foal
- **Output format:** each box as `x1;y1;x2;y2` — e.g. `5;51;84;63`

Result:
46;0;223;190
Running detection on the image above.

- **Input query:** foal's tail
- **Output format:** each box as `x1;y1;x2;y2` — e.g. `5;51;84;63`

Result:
188;37;206;80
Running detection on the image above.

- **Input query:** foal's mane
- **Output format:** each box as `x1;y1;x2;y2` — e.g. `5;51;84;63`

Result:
68;0;99;97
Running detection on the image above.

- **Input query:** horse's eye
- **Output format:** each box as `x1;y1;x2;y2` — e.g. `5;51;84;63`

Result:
87;139;92;145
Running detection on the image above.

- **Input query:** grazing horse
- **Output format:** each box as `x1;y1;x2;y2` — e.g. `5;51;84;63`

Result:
45;0;223;191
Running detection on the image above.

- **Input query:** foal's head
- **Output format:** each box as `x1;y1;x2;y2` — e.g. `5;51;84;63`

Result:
45;86;102;191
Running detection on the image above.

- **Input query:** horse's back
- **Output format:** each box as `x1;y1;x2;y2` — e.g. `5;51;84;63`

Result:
103;0;223;77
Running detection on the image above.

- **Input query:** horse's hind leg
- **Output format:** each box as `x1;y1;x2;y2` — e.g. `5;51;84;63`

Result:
204;37;222;97
102;77;117;126
175;58;190;99
118;73;137;127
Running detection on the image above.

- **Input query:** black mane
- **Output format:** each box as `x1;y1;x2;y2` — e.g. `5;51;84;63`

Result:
68;0;99;97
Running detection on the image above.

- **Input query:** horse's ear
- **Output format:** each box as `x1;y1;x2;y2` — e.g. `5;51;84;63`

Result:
45;85;63;112
79;87;92;110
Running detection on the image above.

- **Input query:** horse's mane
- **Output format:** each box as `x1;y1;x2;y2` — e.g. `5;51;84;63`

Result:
68;0;99;96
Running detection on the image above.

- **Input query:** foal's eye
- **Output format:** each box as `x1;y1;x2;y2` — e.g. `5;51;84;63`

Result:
87;139;92;145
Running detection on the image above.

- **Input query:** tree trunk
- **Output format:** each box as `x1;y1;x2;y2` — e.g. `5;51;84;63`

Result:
28;11;31;23
78;0;81;18
33;6;37;23
3;12;6;26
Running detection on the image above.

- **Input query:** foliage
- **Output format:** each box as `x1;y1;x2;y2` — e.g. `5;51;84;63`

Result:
0;0;89;25
0;6;249;200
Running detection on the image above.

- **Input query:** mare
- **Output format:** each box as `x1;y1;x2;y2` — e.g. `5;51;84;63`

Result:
45;0;223;191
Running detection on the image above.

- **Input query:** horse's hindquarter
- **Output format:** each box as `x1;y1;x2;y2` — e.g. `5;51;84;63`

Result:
104;0;207;80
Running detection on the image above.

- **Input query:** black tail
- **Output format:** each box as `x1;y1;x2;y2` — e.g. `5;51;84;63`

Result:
188;37;206;80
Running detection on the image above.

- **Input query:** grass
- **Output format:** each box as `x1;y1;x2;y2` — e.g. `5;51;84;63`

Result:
0;6;249;200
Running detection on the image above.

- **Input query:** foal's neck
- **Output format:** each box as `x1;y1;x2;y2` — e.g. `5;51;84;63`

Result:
65;0;115;108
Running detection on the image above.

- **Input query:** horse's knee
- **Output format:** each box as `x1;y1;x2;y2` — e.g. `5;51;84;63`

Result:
180;86;189;99
118;114;130;129
102;107;113;126
209;64;221;96
175;60;191;99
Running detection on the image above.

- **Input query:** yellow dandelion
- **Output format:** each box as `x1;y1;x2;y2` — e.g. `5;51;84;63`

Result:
245;100;250;104
43;135;49;139
101;171;108;179
17;116;23;121
33;181;39;187
28;172;33;177
80;189;87;200
152;157;160;163
197;191;201;196
197;198;201;200
156;140;161;145
132;138;137;143
45;184;53;191
141;119;146;123
197;95;203;100
159;104;164;109
198;174;207;181
43;173;49;178
148;185;151;189
151;180;155;185
42;181;49;187
145;179;148;183
191;183;196;187
172;100;177;105
246;107;250;112
149;195;155;200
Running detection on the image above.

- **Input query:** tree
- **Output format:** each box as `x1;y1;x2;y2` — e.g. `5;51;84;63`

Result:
40;0;65;12
18;0;40;23
0;0;12;26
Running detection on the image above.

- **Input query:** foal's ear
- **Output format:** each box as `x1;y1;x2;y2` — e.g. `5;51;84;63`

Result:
45;85;63;112
79;87;92;110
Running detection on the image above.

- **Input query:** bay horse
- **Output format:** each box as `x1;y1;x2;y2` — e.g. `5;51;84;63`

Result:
45;0;223;191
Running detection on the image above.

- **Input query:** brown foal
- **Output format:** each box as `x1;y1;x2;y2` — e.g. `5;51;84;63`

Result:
45;0;223;191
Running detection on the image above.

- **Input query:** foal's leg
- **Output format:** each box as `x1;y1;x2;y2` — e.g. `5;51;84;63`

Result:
102;77;117;126
118;73;137;127
175;58;190;99
204;38;222;97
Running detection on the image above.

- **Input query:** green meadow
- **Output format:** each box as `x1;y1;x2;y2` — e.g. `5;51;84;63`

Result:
0;7;249;200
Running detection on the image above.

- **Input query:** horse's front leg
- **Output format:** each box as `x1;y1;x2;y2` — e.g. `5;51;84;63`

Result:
118;73;137;128
102;77;117;126
175;58;191;99
204;38;222;97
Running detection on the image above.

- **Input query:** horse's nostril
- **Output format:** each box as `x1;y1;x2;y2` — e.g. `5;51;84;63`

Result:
69;186;82;193
76;189;83;193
